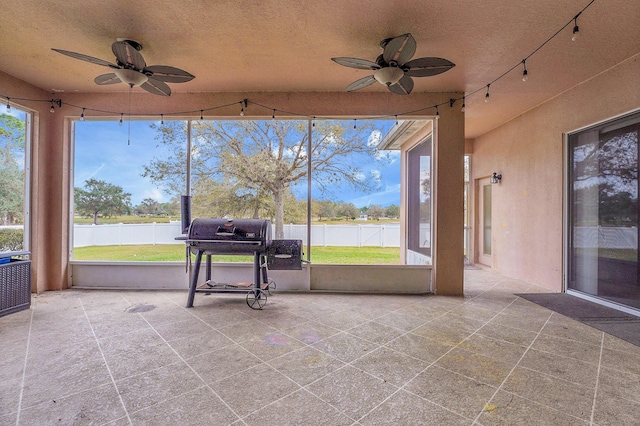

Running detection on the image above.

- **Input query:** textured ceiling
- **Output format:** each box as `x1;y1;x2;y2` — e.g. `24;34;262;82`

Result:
1;0;638;138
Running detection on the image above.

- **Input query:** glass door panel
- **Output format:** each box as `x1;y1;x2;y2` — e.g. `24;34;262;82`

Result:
568;112;639;309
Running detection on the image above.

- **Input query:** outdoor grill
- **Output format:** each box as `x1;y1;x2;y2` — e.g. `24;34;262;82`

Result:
180;214;301;309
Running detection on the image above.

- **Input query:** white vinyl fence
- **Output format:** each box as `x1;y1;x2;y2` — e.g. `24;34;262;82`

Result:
73;222;401;248
573;226;638;249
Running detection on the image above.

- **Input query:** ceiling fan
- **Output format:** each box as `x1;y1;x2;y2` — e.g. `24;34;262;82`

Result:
331;33;455;95
51;39;195;96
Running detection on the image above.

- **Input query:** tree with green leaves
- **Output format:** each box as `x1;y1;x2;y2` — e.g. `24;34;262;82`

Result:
367;204;386;220
385;204;400;218
143;120;382;238
74;179;131;225
0;113;26;225
336;201;360;220
135;198;162;216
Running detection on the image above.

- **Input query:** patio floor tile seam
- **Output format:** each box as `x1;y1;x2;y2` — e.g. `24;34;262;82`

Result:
131;303;263;416
77;297;133;425
471;312;557;424
12;305;34;425
361;388;477;425
520;343;602;369
339;297;495;351
352;294;524;423
536;328;607;350
379;336;454;364
589;333;606;425
490;388;596;425
243;380;339;422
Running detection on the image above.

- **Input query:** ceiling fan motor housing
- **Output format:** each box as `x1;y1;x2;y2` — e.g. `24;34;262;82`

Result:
373;66;404;86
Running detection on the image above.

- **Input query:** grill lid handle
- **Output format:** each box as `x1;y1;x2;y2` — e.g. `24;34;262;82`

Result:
216;224;237;236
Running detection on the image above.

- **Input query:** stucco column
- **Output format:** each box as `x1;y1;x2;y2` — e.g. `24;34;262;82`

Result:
432;103;465;295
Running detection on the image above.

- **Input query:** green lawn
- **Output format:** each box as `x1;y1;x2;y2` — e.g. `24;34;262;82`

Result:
74;215;179;224
72;244;400;264
73;215;399;226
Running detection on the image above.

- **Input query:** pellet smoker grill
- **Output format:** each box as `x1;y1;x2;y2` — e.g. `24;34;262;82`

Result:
179;197;302;309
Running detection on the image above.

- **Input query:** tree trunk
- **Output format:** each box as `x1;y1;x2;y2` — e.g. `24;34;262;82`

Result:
93;211;99;225
273;187;284;239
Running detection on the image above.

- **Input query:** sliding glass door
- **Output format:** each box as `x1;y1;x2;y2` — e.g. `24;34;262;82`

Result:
568;112;639;309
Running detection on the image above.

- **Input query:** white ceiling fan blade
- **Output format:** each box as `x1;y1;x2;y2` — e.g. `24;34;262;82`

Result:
51;48;117;68
331;57;380;70
345;75;377;92
144;65;195;83
388;75;414;95
112;41;146;70
382;33;416;66
94;73;122;85
140;77;171;96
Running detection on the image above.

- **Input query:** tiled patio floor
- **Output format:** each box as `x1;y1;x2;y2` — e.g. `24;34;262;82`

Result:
1;269;639;425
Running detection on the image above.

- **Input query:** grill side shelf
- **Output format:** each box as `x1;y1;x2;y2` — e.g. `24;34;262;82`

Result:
186;239;262;244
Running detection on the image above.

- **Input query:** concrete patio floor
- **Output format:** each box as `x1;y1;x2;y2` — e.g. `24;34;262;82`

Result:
1;269;639;425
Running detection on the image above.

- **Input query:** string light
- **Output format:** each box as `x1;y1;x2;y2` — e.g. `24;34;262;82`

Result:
160;114;164;125
312;117;316;127
272;109;275;120
485;84;491;103
119;113;124;126
50;102;55;113
80;108;85;121
200;110;203;120
435;105;439;119
461;97;466;113
572;16;580;41
6;97;10;112
395;115;398;125
522;60;528;82
240;99;247;117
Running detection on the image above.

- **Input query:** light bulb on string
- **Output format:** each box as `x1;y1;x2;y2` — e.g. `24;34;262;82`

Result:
572;17;580;41
272;109;275;120
80;108;85;121
200;110;203;120
50;102;55;113
461;97;466;113
353;119;357;129
119;113;124;126
485;84;491;103
435;105;440;119
240;99;247;117
6;97;10;112
160;114;164;125
522;60;528;82
395;115;398;125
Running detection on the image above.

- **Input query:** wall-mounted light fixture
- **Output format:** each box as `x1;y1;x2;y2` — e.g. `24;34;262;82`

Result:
490;172;502;184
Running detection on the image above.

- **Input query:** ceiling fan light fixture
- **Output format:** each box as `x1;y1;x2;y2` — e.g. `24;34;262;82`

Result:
115;69;148;87
373;67;404;86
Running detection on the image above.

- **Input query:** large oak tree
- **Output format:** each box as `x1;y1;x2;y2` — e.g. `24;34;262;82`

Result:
143;119;382;238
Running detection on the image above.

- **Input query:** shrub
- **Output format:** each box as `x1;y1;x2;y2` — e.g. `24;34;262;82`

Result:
0;228;23;252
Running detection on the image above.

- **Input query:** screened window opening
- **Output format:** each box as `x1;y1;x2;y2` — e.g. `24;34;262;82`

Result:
406;135;433;264
0;106;30;255
72;117;408;265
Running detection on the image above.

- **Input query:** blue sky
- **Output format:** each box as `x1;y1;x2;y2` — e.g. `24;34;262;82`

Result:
74;119;401;208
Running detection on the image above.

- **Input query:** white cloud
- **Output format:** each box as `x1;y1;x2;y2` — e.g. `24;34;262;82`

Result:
349;183;401;208
368;130;382;146
282;143;306;159
141;188;165;202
